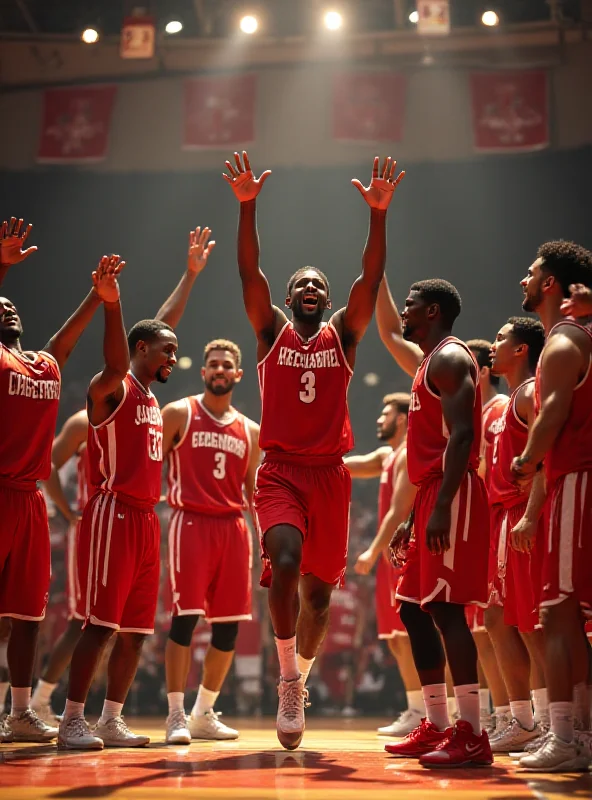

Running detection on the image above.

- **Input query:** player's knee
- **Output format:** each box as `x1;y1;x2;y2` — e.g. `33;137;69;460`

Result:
483;605;503;633
272;550;301;580
427;601;466;636
399;600;428;633
169;614;199;647
302;588;332;617
211;622;239;653
118;631;148;652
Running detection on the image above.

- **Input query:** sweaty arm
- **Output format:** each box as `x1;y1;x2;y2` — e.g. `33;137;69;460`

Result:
344;446;391;479
42;410;88;521
87;299;129;427
375;276;423;379
43;289;103;370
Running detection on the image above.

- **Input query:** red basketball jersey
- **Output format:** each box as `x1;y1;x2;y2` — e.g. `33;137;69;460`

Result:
167;394;251;515
88;372;163;508
407;337;482;486
481;394;509;490
378;443;405;524
488;380;533;508
0;344;61;485
76;444;91;512
536;320;592;483
257;321;354;458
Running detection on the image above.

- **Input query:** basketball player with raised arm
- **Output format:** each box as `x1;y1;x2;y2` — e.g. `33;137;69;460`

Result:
223;150;403;749
345;393;424;737
0;219;118;744
377;275;493;768
511;241;592;772
162;338;260;745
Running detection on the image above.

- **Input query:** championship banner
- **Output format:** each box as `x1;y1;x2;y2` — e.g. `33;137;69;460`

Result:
470;70;549;153
417;1;450;36
37;85;117;163
332;71;406;143
120;15;156;59
183;74;256;149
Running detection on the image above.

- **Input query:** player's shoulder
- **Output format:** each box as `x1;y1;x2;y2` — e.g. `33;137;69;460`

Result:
162;397;191;419
67;408;90;432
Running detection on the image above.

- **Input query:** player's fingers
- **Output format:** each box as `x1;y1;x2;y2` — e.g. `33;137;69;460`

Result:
8;217;17;235
199;226;210;246
15;218;24;237
243;151;252;171
21;223;32;242
21;246;38;259
91;271;99;286
224;161;238;177
206;241;216;255
393;170;406;188
380;156;390;180
259;170;272;185
372;156;379;179
234;151;243;171
350;179;366;197
114;260;126;274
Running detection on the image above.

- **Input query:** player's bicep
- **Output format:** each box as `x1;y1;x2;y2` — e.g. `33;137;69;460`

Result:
431;353;477;438
162;403;187;457
87;368;125;406
538;336;582;411
341;276;379;345
344;447;389;478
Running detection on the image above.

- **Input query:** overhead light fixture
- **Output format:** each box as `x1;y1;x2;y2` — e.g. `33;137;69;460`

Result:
323;10;343;31
409;10;419;24
165;20;183;34
81;27;99;44
239;15;258;34
177;356;193;370
481;10;500;27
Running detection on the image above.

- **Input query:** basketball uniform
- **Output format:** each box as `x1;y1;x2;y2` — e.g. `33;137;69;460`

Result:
488;380;543;632
537;321;592;617
376;445;406;639
68;441;90;621
0;344;61;620
255;321;353;587
77;372;162;633
166;394;253;622
396;337;490;607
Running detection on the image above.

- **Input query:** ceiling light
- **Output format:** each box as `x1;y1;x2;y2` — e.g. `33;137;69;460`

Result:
409;10;419;24
324;10;343;31
481;10;500;27
239;15;258;34
165;20;183;34
81;27;99;44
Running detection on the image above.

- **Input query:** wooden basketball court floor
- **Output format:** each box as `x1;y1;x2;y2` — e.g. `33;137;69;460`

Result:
1;718;590;800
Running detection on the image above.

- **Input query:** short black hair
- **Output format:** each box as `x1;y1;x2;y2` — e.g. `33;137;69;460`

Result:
508;316;545;371
467;338;499;388
537;240;592;298
128;319;174;353
410;279;462;327
287;267;330;298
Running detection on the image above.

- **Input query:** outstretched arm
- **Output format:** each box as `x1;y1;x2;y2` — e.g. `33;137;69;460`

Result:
0;217;38;288
376;276;423;378
155;226;216;328
344;446;391;479
42;410;88;522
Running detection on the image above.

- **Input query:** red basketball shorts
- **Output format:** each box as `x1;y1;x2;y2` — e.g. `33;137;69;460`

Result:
66;520;85;621
540;470;592;618
376;555;405;639
488;501;543;633
396;471;489;608
168;509;253;622
78;492;160;633
254;455;351;587
0;482;50;621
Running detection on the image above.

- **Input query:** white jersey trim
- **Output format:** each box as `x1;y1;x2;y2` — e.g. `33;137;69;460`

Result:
257;321;291;368
328;321;354;376
196;393;238;427
90;377;128;430
510;379;534;430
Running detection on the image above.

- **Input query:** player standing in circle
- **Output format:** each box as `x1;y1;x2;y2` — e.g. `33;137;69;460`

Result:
378;275;493;768
162;339;260;745
223;150;403;749
512;241;592;772
0;219;118;744
345;393;424;737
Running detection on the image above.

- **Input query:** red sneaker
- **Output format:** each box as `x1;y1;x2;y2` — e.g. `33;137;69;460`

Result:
419;720;494;768
385;718;448;758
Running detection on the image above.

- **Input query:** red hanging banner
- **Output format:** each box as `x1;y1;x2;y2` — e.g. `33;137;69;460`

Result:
332;71;407;143
470;70;549;153
183;74;257;149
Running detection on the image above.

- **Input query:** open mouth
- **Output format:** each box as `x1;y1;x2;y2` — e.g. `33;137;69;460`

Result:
162;366;173;377
302;293;319;310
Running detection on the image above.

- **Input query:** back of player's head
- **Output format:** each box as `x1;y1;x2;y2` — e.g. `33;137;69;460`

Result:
537;240;592;298
466;338;500;388
287;266;331;298
383;392;411;417
203;338;242;368
507;316;545;371
410;279;462;327
127;319;174;353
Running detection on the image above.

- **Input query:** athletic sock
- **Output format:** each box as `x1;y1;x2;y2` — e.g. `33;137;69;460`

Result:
422;684;450;731
447;695;458;718
510;699;535;730
191;685;219;718
63;699;85;721
98;699;123;725
275;636;299;681
406;689;426;715
454;683;481;734
531;688;549;725
479;688;491;715
167;692;185;715
10;687;31;716
549;700;574;743
31;679;58;708
297;654;315;683
573;682;590;729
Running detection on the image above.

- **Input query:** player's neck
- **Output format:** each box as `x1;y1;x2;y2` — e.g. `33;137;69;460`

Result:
1;337;23;354
480;382;499;407
505;362;534;394
129;362;152;391
421;326;454;356
388;428;406;451
201;390;233;419
538;300;564;335
291;317;323;342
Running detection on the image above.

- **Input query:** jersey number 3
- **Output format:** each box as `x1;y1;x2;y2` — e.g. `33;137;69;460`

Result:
213;452;226;480
299;371;316;404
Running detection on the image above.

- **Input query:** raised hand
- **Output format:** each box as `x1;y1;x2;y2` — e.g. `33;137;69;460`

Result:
0;217;38;266
92;255;125;304
223;151;271;202
351;157;405;211
187;226;216;276
561;283;592;319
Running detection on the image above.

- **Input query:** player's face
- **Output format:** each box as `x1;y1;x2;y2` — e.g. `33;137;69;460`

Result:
490;323;518;376
401;291;429;342
376;404;398;441
521;258;545;312
202;349;243;396
287;270;330;323
145;330;178;383
0;297;23;342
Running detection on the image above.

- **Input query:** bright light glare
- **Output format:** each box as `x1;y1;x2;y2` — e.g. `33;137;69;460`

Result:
240;15;258;34
178;357;193;370
481;10;500;26
409;10;419;24
165;20;183;34
81;27;99;44
324;10;343;31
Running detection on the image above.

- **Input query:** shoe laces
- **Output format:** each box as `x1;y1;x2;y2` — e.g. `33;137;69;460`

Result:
395;709;417;725
280;680;305;721
66;716;92;737
169;710;187;729
21;708;48;730
408;718;432;741
108;716;131;735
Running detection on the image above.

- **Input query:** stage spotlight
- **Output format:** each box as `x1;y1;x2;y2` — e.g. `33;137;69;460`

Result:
178;356;193;370
240;15;259;34
409;10;419;24
481;10;500;26
324;10;343;31
165;20;183;34
81;27;99;44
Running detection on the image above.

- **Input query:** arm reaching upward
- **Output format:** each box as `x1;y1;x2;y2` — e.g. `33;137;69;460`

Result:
0;217;38;288
42;409;88;522
376;276;423;378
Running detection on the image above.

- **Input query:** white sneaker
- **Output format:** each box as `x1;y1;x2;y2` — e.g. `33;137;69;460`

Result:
93;716;150;747
480;711;495;736
31;701;61;727
510;723;550;757
187;709;239;740
377;708;423;737
165;710;191;745
0;712;13;743
490;717;539;753
277;675;308;751
58;716;103;750
7;709;58;742
519;732;590;772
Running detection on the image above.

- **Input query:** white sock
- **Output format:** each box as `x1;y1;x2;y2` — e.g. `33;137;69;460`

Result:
495;704;511;718
422;684;450;731
573;682;590;728
454;683;481;734
31;679;58;708
98;699;123;725
167;692;185;715
406;689;426;715
0;682;9;709
549;700;574;743
447;695;458;717
531;688;549;725
191;685;219;718
510;699;535;730
479;688;491;715
10;687;31;716
275;636;299;681
64;699;85;721
297;654;315;683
